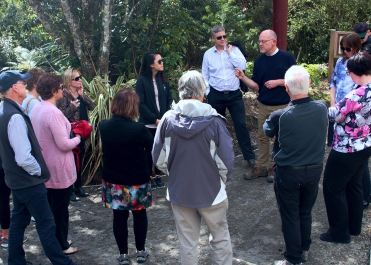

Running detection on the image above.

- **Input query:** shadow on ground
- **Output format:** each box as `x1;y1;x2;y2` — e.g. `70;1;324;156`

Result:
0;148;370;265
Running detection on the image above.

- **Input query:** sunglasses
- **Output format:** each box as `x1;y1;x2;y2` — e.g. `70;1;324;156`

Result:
216;35;227;40
71;75;82;81
157;59;164;64
340;46;352;52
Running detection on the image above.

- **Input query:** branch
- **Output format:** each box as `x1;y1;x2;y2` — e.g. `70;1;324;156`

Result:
28;0;64;48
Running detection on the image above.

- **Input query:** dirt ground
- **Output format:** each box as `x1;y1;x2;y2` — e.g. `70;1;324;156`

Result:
1;92;371;265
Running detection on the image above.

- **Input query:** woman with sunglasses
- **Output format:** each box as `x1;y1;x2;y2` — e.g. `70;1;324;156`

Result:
321;52;371;244
328;33;362;147
31;73;82;255
135;52;173;190
57;69;95;202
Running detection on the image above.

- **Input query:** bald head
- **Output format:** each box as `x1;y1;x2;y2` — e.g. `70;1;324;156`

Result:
259;30;278;55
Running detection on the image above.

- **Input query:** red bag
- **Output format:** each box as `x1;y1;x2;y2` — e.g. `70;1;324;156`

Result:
71;120;92;139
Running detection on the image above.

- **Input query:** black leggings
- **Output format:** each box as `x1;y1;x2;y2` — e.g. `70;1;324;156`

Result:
113;209;148;254
0;167;11;230
146;128;161;177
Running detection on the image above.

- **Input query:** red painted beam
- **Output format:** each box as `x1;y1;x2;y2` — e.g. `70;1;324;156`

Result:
273;0;288;51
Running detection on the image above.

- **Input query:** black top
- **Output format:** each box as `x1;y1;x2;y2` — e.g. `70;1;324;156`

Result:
136;74;173;125
252;50;296;106
0;98;50;189
99;115;153;185
263;97;328;166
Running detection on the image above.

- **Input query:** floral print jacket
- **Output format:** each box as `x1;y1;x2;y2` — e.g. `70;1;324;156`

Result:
329;83;371;153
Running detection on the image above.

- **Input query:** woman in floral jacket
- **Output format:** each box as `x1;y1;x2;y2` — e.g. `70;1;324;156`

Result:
321;52;371;244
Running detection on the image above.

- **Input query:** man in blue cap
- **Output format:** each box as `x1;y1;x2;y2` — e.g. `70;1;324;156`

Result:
0;70;76;265
354;22;371;47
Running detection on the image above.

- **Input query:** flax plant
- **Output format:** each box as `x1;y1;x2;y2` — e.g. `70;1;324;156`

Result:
82;75;136;185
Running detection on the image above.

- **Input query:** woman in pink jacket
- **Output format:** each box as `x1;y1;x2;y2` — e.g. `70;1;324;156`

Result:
32;73;81;255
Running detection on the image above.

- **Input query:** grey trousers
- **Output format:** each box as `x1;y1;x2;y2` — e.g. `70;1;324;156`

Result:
171;198;232;265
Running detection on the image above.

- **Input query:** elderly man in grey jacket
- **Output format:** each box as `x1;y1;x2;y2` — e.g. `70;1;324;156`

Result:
152;70;234;265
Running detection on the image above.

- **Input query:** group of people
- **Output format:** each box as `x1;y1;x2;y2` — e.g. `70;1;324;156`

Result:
1;22;371;265
0;68;93;265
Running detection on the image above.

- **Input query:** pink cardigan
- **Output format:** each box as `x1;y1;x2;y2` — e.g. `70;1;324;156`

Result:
32;101;81;189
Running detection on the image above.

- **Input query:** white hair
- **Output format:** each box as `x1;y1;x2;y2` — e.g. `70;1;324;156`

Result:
284;65;310;95
178;70;206;100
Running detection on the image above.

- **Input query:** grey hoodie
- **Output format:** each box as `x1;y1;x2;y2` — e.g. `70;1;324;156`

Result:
152;99;234;208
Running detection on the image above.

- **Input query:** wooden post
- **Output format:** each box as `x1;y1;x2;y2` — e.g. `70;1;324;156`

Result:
273;0;288;51
328;29;336;82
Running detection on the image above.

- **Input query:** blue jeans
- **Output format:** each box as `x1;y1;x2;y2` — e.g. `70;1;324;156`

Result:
8;183;75;265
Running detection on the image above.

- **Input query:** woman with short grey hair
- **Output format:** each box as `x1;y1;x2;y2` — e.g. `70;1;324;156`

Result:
178;70;206;100
152;70;234;265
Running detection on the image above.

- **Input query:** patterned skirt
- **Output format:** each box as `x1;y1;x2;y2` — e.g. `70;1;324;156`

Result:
102;180;153;210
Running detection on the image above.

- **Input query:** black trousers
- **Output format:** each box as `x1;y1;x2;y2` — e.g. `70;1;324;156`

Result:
207;87;255;160
362;160;370;203
323;147;371;241
47;186;73;250
113;209;148;254
0;167;11;230
274;165;322;264
73;140;85;188
145;128;161;177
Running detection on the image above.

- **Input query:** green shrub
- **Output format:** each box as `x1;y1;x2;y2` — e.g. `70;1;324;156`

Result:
82;75;136;185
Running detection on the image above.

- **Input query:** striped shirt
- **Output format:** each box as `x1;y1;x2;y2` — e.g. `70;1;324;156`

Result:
202;45;246;95
8;107;41;176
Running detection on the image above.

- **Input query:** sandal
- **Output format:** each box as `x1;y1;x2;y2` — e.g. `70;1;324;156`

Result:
67;240;73;246
63;246;77;255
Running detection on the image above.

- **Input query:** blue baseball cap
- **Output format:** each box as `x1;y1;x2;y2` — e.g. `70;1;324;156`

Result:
0;70;31;93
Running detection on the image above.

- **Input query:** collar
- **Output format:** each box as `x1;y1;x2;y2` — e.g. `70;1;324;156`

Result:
291;96;312;105
3;97;25;112
266;48;279;56
213;45;226;53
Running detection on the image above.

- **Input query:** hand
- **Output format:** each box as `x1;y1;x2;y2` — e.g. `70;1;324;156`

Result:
76;84;84;96
226;44;233;54
235;68;246;80
155;119;161;125
76;134;82;140
264;80;279;89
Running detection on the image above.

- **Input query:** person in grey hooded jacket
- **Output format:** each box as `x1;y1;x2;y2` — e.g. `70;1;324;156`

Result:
152;70;234;265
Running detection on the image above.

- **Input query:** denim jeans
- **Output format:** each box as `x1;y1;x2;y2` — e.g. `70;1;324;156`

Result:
8;183;75;265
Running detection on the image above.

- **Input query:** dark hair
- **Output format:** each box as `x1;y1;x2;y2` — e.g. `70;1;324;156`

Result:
111;89;139;121
347;52;371;76
341;33;362;63
36;73;63;100
141;51;167;83
26;68;46;92
361;43;371;55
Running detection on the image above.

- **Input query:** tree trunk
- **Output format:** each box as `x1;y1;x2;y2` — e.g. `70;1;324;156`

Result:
58;0;96;79
98;0;114;76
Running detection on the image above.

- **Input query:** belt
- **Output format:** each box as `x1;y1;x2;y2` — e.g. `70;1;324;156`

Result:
282;164;323;170
210;86;237;94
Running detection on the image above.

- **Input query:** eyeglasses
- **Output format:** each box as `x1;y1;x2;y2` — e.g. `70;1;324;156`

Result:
216;35;227;40
341;46;352;52
71;75;82;81
157;59;164;64
257;39;273;44
59;84;65;90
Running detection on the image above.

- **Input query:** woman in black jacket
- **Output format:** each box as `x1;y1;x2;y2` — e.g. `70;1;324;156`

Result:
99;90;153;264
135;51;173;190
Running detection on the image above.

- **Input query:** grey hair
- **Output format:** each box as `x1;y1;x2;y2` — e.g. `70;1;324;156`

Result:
211;25;225;37
284;65;310;95
178;70;206;100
